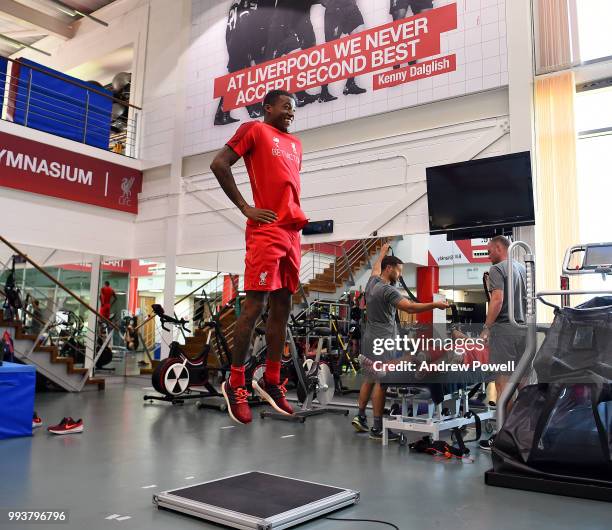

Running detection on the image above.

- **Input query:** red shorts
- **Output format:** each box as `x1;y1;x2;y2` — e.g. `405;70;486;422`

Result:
100;304;111;319
244;224;301;293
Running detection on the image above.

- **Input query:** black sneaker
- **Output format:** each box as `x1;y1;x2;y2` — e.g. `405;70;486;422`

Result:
214;111;240;126
369;428;400;442
318;90;338;103
296;92;318;108
479;435;496;451
343;80;367;96
351;415;369;433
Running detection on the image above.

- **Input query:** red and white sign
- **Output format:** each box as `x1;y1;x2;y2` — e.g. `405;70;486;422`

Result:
429;234;490;265
188;0;509;154
215;4;457;111
373;54;456;90
60;260;155;275
0;130;142;213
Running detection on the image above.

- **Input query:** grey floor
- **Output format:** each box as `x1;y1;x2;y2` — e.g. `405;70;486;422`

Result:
1;380;610;530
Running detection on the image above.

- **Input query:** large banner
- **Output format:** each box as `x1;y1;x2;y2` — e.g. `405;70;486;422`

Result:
187;0;508;155
0;131;142;214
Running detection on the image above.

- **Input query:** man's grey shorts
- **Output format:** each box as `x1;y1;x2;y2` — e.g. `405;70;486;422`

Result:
489;323;527;368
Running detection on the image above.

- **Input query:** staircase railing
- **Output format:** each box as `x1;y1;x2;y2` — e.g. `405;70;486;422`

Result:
0;55;140;157
0;235;125;390
135;272;223;345
299;248;336;284
333;238;384;284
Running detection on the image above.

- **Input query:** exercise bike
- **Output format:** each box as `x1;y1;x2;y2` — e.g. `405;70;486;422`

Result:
144;304;226;408
260;322;350;423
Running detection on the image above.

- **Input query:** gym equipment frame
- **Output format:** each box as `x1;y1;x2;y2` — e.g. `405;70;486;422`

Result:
382;384;495;445
484;241;612;501
260;327;349;422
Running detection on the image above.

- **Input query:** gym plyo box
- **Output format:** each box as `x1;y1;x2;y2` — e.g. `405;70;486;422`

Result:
153;471;360;530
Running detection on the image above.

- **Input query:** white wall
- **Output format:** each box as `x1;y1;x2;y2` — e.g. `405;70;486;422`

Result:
0;120;138;258
0;0;186;260
0;0;536;276
13;0;188;168
137;88;511;269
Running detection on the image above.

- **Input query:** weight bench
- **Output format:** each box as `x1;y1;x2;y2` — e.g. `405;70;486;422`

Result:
382;383;495;446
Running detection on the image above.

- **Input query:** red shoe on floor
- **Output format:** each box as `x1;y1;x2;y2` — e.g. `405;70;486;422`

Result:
221;381;252;425
47;417;83;435
32;412;42;429
253;378;293;416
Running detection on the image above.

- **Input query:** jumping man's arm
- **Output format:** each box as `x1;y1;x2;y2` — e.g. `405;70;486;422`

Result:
210;146;278;224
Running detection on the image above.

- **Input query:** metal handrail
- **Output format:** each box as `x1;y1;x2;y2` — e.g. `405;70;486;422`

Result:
175;273;222;307
4;76;136;120
10;57;142;110
334;238;382;280
0;258;118;376
0;235;120;334
1;56;138;157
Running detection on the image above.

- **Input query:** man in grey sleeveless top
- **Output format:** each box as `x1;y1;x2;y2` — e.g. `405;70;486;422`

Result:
480;236;527;450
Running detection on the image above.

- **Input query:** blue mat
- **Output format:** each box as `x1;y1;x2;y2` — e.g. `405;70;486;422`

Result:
0;361;35;440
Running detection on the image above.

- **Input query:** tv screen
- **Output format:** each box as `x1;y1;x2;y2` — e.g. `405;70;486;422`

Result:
426;152;535;236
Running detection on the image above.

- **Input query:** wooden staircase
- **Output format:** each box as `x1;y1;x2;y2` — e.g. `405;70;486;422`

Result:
293;238;387;304
0;309;105;390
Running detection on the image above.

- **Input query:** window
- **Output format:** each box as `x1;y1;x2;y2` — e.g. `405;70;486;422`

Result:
575;88;612;292
576;0;612;62
575;86;612;133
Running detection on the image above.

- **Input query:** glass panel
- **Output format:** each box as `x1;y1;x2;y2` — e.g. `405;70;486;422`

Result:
576;0;612;62
575;87;612;133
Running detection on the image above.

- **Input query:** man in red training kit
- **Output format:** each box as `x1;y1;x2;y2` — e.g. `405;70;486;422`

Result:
99;281;116;320
210;90;308;424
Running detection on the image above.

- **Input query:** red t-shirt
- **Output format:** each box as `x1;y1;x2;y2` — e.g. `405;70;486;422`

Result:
100;286;115;306
226;121;308;228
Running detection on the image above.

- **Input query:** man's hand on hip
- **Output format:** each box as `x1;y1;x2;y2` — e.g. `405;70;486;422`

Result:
241;205;278;224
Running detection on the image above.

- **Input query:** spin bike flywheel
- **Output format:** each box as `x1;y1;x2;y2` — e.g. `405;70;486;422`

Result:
301;359;335;406
152;358;191;396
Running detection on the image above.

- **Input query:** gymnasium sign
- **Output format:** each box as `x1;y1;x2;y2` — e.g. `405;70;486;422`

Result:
186;0;508;155
0;130;142;213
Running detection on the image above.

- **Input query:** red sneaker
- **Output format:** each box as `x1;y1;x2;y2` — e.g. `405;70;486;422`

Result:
253;378;293;416
32;412;42;429
221;382;252;424
47;417;83;435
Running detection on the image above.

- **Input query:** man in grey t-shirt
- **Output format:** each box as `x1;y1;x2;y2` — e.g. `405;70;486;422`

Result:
352;243;449;440
479;235;527;450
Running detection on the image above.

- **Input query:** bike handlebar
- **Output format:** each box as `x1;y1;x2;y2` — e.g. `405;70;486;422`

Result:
151;304;191;333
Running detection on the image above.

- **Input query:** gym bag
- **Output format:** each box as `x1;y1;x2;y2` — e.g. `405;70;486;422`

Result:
492;296;612;480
